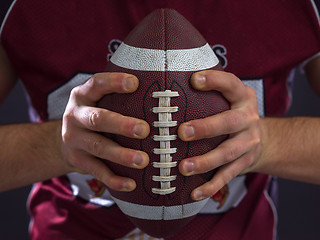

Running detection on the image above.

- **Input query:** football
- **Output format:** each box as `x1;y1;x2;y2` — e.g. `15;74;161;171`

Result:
97;8;229;237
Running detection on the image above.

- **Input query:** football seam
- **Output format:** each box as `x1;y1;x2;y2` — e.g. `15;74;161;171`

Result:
164;9;168;74
151;90;179;195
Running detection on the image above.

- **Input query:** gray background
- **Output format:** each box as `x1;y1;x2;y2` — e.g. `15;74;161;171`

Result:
1;1;320;239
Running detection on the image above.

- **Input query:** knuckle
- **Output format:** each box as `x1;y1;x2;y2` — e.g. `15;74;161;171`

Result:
63;109;76;124
228;108;259;132
88;110;102;129
226;72;238;81
220;172;233;186
245;154;256;167
224;148;238;163
251;111;260;124
245;110;258;127
252;131;262;146
238;154;256;175
225;110;246;131
70;85;81;97
246;86;257;99
227;72;243;87
61;129;73;143
221;165;240;184
61;121;76;144
247;115;261;141
212;173;231;192
221;145;242;163
90;168;104;183
88;137;105;157
86;74;99;88
227;167;240;181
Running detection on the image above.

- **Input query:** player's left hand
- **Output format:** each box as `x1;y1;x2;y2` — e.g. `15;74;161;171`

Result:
178;70;261;201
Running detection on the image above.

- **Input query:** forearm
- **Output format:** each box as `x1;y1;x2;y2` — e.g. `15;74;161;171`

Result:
253;117;320;184
0;120;71;191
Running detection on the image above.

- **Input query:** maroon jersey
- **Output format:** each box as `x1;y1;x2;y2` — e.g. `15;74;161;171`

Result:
1;0;320;239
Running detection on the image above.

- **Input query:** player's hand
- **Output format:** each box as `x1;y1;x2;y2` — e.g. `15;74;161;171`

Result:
61;73;150;192
178;70;261;201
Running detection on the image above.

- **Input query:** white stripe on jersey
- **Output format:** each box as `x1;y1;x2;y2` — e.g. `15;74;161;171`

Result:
242;79;265;117
110;43;219;71
264;176;278;240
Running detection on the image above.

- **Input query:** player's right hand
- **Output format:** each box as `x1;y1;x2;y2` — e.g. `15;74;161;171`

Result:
61;73;150;192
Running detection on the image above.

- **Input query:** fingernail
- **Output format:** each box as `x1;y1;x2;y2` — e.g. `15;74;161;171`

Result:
123;77;135;91
193;189;205;201
194;74;206;88
183;160;195;175
134;123;146;137
122;180;135;191
133;152;144;167
182;125;195;139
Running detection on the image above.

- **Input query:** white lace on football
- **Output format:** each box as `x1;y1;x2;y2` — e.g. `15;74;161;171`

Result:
151;90;179;195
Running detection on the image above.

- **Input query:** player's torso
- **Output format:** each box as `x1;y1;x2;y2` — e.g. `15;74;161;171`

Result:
2;0;319;119
1;1;320;239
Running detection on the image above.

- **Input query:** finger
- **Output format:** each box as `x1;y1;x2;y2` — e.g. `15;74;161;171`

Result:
72;72;139;106
179;130;259;176
69;151;136;192
64;106;150;139
191;70;251;104
178;108;252;141
71;129;149;169
190;153;255;201
62;127;149;169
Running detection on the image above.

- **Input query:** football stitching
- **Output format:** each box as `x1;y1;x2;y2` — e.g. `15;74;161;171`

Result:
151;90;179;195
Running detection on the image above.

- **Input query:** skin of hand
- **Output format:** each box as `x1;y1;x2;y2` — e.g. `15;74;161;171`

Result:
61;70;261;200
61;72;150;192
178;70;261;201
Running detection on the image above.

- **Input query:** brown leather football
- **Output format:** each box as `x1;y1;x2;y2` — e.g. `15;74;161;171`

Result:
97;8;229;238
